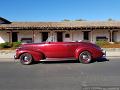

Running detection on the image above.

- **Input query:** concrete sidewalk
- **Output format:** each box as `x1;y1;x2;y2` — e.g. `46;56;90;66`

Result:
106;51;120;57
103;48;120;57
0;49;119;59
0;50;15;59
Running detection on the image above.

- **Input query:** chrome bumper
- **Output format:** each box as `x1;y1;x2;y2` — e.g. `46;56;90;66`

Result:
102;50;106;58
14;55;17;59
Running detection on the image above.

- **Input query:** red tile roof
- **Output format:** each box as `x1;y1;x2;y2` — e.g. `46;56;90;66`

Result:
1;21;120;30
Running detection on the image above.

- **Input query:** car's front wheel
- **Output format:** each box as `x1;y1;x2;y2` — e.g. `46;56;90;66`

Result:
79;51;92;64
20;53;33;65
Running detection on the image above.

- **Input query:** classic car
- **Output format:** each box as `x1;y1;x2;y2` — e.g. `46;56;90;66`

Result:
14;36;106;65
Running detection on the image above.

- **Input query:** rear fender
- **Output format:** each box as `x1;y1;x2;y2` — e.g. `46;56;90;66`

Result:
18;50;44;61
75;47;93;59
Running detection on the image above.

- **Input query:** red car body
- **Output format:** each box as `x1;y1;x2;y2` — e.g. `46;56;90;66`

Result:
14;42;105;65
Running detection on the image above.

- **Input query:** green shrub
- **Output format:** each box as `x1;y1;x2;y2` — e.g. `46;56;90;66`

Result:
12;42;21;48
96;40;110;47
0;42;21;49
0;43;5;49
0;42;12;49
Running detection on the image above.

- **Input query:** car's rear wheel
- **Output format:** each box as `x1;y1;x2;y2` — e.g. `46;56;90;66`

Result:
79;51;92;64
20;53;33;65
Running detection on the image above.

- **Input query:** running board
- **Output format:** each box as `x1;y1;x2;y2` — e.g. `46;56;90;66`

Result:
40;58;76;61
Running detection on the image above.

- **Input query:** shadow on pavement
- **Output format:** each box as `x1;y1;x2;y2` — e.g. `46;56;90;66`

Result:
34;60;79;64
96;58;109;62
33;58;109;65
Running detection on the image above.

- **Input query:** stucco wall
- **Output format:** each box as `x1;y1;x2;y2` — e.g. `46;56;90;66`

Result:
19;30;43;43
0;31;9;43
92;30;109;43
116;30;120;42
72;31;83;41
0;30;120;43
34;31;42;43
18;30;33;41
63;31;72;42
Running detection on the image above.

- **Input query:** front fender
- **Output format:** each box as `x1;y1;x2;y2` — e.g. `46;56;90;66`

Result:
17;49;44;61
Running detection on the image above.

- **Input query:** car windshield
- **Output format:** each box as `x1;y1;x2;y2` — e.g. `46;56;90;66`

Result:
46;36;56;42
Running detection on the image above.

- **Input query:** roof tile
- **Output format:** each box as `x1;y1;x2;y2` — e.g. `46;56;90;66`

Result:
1;21;120;28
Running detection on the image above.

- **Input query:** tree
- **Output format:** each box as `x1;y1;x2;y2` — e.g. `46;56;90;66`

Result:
75;19;86;21
62;19;70;21
108;18;114;21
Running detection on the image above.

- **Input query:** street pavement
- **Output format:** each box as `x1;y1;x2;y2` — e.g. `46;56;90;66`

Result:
0;58;120;90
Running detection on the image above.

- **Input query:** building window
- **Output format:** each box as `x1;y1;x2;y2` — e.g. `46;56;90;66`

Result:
96;36;108;41
65;34;70;38
21;38;32;43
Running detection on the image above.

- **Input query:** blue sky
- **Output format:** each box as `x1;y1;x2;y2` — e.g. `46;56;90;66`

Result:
1;0;120;21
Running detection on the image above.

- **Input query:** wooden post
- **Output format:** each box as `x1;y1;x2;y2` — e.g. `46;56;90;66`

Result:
109;30;113;42
91;30;93;42
10;30;12;43
71;31;73;41
32;30;35;43
7;32;10;43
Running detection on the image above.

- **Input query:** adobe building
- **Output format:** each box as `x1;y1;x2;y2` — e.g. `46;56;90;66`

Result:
0;17;120;43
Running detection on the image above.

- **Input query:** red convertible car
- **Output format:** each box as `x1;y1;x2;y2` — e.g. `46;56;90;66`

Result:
14;38;106;65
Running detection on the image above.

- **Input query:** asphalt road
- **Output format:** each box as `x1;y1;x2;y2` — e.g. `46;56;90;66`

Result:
0;58;120;90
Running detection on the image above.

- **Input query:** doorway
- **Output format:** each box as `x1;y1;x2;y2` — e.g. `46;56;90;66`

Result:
57;32;63;42
83;31;90;40
12;32;18;42
42;32;48;42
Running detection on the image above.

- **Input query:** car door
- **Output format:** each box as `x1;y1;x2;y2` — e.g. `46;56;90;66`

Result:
66;42;79;57
43;42;70;58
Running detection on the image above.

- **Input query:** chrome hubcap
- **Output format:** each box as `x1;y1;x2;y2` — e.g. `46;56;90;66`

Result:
80;52;91;62
23;56;29;62
82;55;90;60
20;53;33;65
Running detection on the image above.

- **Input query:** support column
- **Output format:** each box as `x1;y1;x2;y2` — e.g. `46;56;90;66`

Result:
32;30;35;43
109;30;113;42
91;30;93;42
10;30;12;43
71;31;73;41
50;31;55;41
7;32;10;43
